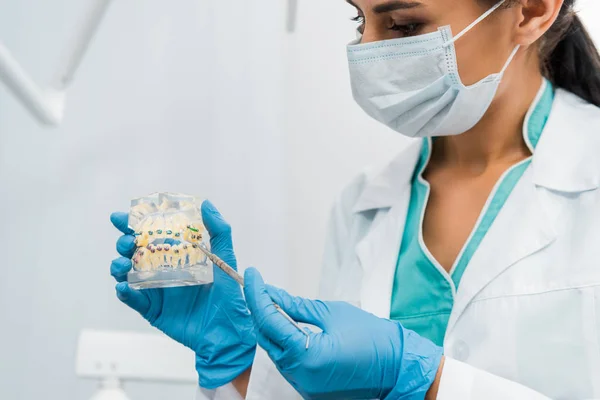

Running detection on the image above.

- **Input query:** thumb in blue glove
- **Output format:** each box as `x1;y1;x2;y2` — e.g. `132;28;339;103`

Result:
243;267;443;400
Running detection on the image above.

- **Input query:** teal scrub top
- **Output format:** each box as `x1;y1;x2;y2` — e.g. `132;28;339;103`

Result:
389;80;555;346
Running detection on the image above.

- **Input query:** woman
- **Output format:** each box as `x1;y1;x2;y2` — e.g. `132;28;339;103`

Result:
110;0;600;398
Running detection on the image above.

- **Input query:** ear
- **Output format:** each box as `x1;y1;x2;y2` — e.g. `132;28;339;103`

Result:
512;0;564;46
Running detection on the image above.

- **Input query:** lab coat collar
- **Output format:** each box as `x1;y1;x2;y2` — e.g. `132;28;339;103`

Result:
353;85;600;214
531;88;600;192
352;140;422;213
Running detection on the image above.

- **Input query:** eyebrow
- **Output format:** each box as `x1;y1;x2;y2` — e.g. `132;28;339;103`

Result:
346;0;422;14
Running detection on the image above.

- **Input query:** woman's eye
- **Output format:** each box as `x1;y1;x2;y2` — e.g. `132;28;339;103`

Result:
351;15;365;33
351;15;365;24
390;22;423;36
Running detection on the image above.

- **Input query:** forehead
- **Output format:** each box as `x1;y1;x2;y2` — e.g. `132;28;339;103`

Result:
347;0;483;17
348;0;427;11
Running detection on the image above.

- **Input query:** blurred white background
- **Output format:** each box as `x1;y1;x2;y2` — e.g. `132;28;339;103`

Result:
0;0;599;399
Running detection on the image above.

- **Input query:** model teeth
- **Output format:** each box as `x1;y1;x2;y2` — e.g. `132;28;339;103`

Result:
129;197;208;272
132;227;206;270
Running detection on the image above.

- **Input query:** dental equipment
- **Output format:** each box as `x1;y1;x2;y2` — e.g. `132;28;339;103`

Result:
0;0;113;126
76;330;197;400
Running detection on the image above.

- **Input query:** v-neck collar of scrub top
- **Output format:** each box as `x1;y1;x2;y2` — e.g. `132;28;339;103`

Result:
387;80;554;346
412;79;554;282
352;78;600;215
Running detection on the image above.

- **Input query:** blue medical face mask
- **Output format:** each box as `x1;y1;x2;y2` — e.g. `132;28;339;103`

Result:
347;0;519;138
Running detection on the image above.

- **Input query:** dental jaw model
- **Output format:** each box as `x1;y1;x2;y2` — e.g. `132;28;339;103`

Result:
127;193;213;289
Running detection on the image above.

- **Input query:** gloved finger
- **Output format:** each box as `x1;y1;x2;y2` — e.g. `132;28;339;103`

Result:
115;282;151;316
244;268;305;349
111;257;132;282
256;331;284;362
266;285;328;331
201;200;237;267
117;235;136;258
110;212;134;235
201;200;239;290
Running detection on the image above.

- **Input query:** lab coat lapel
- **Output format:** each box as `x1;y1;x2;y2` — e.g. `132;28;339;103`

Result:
353;142;422;318
447;89;600;335
356;197;411;317
446;170;561;335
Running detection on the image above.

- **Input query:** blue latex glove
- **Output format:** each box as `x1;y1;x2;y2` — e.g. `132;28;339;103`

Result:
110;200;256;389
243;267;443;400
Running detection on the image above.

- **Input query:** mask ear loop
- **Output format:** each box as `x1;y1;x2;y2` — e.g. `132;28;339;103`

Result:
499;45;520;75
443;0;508;47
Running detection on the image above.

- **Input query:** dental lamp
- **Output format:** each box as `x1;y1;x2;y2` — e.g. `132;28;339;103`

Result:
76;330;197;400
0;0;113;126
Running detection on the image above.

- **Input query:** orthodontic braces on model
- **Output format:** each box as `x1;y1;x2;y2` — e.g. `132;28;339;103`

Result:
127;193;213;289
132;224;205;271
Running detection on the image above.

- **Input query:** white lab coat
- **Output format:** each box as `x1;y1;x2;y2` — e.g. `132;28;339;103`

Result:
199;88;600;400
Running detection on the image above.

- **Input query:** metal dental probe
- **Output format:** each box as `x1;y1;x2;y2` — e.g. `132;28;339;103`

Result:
197;246;311;349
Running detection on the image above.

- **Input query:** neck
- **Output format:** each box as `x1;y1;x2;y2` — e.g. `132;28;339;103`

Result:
432;73;544;169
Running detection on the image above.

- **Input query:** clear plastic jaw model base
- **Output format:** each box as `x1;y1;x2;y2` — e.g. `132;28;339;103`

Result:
127;193;213;290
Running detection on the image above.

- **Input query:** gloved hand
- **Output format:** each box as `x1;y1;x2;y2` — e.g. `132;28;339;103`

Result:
110;200;256;389
243;267;444;400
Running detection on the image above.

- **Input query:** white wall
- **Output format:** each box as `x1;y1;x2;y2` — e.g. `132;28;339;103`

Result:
579;0;600;37
0;0;286;399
